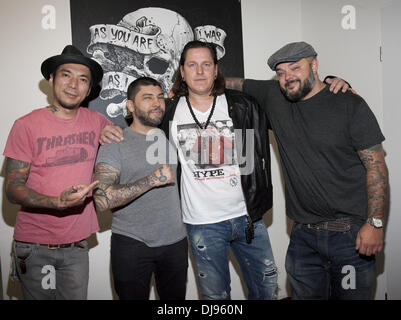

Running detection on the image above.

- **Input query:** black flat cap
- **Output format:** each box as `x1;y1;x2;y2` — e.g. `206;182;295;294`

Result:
41;45;103;87
268;41;317;71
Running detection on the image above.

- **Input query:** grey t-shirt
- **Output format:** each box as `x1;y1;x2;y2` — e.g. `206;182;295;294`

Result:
95;127;186;247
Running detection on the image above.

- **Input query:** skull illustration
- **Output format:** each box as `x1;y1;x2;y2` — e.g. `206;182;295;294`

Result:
87;8;194;118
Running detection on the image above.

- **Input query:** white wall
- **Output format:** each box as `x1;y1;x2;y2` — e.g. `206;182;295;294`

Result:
301;0;384;124
1;0;399;300
241;0;302;299
381;0;401;300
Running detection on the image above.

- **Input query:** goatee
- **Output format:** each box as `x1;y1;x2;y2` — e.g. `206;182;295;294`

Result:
135;107;164;127
281;70;315;102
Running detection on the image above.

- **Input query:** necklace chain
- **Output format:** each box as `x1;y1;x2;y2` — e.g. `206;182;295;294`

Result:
185;95;217;130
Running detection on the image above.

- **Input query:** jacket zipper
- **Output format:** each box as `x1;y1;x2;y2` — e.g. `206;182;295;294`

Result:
262;157;269;185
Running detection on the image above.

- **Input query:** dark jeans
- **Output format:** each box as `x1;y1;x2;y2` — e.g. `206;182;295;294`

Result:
285;222;376;300
111;233;188;300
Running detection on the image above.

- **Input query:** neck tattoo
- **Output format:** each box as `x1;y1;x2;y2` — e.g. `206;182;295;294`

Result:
47;105;59;113
185;95;217;130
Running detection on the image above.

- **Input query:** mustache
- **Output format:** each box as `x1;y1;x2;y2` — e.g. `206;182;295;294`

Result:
149;106;164;114
285;79;300;88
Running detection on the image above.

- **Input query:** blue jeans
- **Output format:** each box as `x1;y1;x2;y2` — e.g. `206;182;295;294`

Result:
285;222;376;300
186;216;277;300
13;240;89;300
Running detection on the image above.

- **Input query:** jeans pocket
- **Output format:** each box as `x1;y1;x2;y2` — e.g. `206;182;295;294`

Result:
186;224;205;248
345;225;360;244
252;219;267;231
14;241;35;262
75;240;88;251
13;241;37;278
290;222;303;236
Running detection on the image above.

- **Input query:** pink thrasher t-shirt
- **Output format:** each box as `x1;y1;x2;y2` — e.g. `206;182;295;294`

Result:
3;107;110;244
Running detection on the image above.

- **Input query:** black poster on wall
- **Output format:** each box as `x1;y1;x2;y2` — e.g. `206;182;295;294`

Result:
70;0;244;127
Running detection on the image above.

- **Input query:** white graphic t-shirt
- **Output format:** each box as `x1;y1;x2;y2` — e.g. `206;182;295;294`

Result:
171;95;247;224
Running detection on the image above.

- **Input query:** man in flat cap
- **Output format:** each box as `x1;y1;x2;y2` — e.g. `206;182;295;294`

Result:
226;41;388;299
3;45;122;300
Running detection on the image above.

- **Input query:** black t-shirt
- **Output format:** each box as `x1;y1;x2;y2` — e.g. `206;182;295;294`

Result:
243;79;385;224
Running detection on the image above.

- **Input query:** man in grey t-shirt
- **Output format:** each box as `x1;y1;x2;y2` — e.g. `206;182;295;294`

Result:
94;77;187;300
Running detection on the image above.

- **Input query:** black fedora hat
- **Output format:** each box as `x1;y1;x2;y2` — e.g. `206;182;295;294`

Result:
41;45;103;86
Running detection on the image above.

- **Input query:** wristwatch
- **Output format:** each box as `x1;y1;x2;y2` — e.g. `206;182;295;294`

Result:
367;217;383;228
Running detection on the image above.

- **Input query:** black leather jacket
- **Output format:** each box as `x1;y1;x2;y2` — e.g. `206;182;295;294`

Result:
160;89;272;222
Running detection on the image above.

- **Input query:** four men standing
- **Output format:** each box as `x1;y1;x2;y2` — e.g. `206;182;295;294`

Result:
3;40;388;300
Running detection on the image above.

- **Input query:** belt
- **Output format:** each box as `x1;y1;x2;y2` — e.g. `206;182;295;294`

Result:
306;218;353;232
17;240;85;250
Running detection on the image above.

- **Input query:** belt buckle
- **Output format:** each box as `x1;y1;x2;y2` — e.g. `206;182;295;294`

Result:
47;244;60;250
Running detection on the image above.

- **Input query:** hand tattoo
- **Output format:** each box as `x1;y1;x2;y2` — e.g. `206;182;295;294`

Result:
158;167;167;183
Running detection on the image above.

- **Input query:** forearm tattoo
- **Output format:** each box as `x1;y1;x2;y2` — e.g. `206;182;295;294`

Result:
358;144;389;219
5;157;58;208
93;163;166;211
225;77;244;91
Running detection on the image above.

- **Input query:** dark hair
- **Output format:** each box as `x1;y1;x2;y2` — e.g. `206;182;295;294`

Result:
127;77;162;101
171;40;225;97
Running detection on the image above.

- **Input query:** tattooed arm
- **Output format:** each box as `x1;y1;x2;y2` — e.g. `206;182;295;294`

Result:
355;144;389;256
5;157;98;210
225;77;352;93
225;78;245;91
93;163;175;212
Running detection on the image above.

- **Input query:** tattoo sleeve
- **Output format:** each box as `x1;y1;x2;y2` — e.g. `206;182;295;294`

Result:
357;144;389;220
93;162;164;212
5;157;59;209
225;77;245;91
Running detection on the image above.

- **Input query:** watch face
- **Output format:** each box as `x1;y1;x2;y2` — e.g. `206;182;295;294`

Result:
372;218;383;228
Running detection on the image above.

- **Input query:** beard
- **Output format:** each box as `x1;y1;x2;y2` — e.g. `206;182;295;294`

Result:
135;106;165;127
281;69;315;102
58;101;80;110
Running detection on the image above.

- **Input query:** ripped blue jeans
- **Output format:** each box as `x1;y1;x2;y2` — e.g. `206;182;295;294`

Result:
186;216;277;300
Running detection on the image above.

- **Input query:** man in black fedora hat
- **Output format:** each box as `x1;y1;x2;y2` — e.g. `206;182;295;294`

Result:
3;45;122;300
